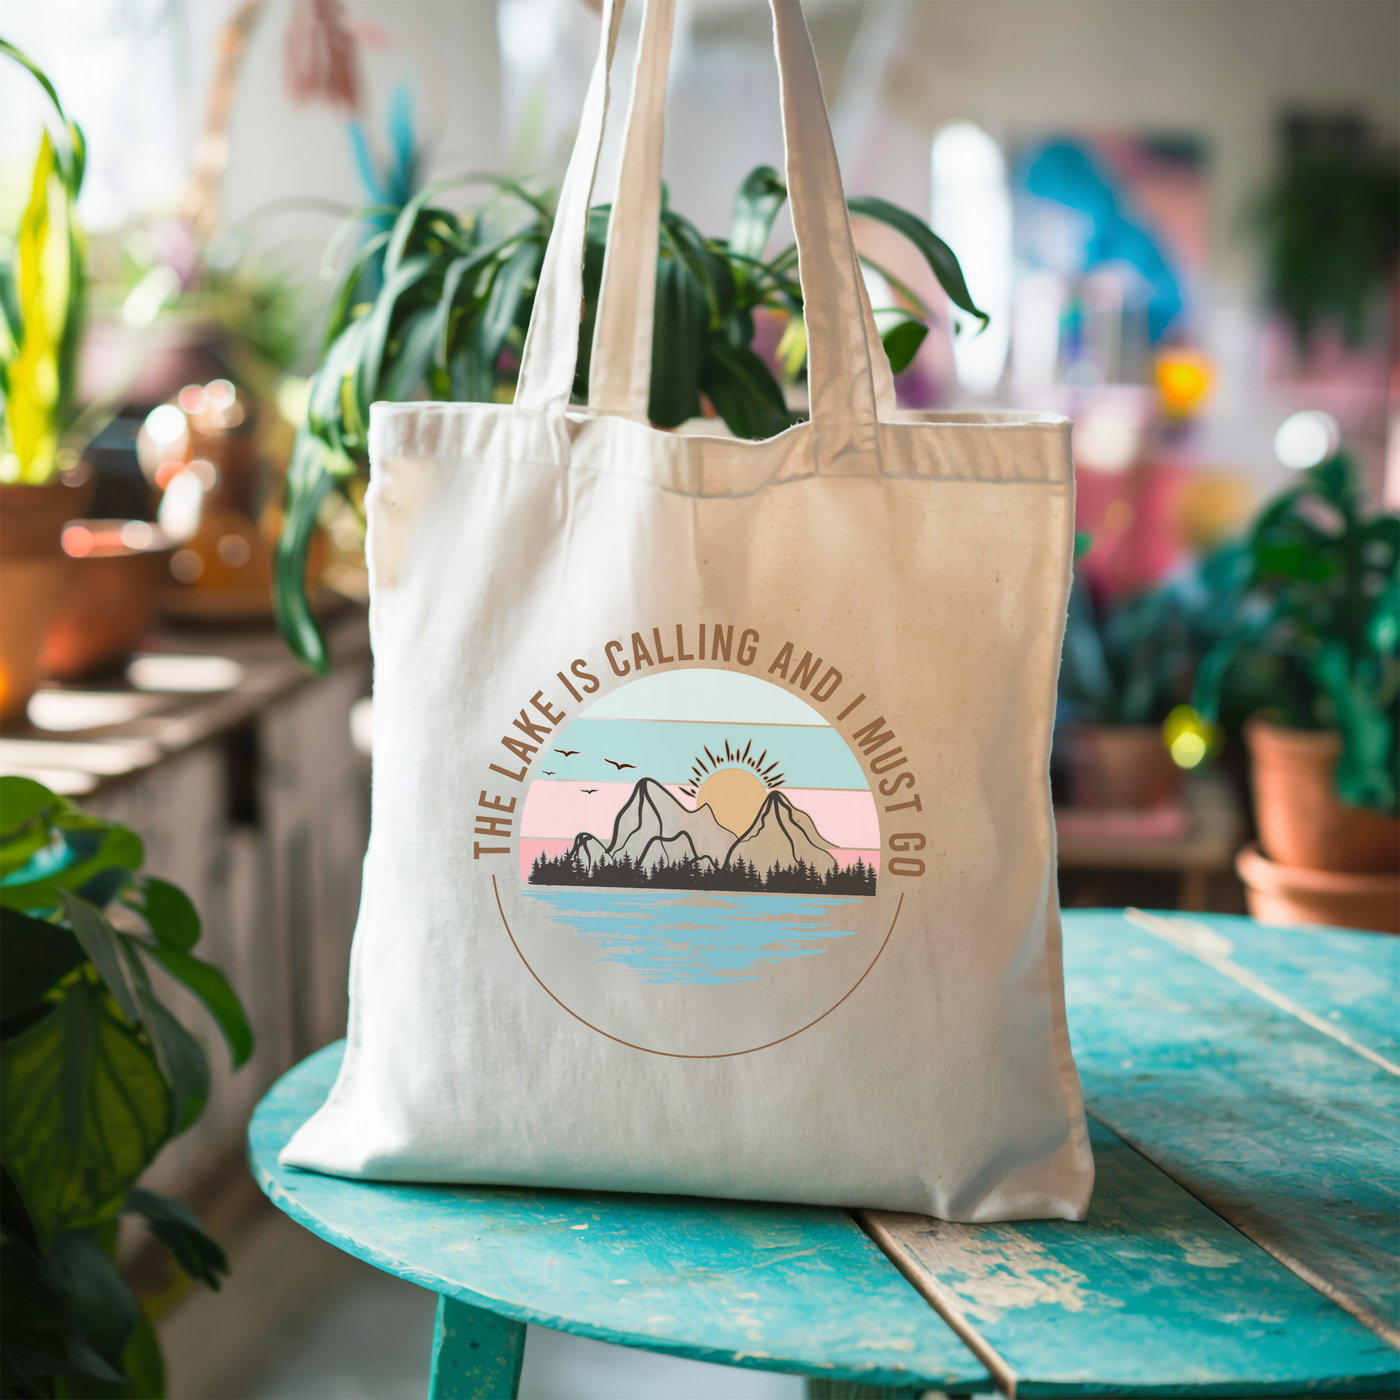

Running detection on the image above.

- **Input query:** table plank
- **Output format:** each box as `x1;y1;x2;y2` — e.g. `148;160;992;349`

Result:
250;1042;987;1394
861;1119;1397;1397
1122;910;1400;1064
1062;910;1400;1347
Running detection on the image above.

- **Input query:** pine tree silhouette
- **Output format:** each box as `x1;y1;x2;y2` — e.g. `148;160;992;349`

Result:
526;845;877;896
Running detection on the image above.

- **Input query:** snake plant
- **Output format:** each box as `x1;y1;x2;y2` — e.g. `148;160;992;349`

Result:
0;42;87;485
275;168;986;672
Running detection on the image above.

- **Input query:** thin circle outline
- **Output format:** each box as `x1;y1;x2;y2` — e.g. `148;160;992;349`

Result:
494;876;902;1059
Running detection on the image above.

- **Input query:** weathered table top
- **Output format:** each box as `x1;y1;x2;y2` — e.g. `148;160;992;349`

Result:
249;910;1400;1397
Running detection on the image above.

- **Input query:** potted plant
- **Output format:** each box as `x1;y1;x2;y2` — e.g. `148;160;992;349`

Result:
1;776;253;1397
1257;113;1399;355
0;44;94;723
1;44;180;709
271;168;986;672
1056;549;1241;810
1192;453;1399;932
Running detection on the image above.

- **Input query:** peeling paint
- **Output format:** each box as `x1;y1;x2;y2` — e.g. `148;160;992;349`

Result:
910;1222;1126;1325
1164;1231;1242;1268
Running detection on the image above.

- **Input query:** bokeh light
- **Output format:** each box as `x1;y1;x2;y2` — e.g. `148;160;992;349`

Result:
1162;704;1219;770
1274;410;1339;470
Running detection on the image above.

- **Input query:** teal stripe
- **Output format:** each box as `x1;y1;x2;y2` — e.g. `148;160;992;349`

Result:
533;719;867;789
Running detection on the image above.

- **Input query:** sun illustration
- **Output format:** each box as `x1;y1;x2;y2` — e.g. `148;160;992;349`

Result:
681;739;784;836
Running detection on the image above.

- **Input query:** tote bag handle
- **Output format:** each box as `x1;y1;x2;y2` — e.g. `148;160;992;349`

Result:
515;0;893;476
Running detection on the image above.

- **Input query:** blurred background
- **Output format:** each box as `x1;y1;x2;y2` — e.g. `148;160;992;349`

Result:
0;1;1395;1396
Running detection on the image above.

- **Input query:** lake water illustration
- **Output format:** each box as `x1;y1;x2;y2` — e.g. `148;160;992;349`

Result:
521;887;864;985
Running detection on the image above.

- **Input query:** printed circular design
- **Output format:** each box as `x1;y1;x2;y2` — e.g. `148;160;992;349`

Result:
496;667;900;1057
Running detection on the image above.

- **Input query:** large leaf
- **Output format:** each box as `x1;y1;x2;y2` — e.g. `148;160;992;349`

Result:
0;1230;136;1394
58;893;141;1027
475;239;541;372
661;210;734;327
43;1231;137;1388
847;194;989;329
8;132;66;482
120;945;209;1135
320;229;391;352
379;306;440;404
0;41;84;192
1317;638;1398;814
875;313;929;374
352;252;436;425
0;907;83;1021
272;432;336;676
648;257;709;427
1;977;170;1244
729;166;786;262
129;878;199;954
124;1188;228;1290
698;342;792;440
1;776;61;835
2;826;142;912
573;205;613;401
142;945;252;1069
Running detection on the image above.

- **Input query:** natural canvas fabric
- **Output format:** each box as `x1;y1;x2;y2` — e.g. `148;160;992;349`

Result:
282;0;1094;1222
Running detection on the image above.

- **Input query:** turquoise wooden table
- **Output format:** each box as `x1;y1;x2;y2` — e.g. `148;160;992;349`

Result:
248;910;1400;1398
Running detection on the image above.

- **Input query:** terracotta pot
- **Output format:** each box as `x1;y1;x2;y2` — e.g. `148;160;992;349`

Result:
1237;841;1399;935
1064;724;1181;810
38;521;174;681
0;478;91;726
1245;718;1399;873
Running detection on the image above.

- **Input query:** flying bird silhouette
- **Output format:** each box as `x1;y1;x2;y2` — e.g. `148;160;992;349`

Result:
541;770;556;776
604;759;636;771
555;749;580;757
580;788;598;794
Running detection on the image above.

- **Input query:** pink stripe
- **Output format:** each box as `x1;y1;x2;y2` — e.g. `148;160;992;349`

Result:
520;781;636;840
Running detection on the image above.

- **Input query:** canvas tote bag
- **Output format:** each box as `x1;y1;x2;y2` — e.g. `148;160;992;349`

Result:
282;0;1094;1222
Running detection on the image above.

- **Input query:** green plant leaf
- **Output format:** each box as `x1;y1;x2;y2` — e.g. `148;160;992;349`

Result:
379;306;440;403
877;315;928;374
320;230;391;352
573;205;613;400
43;1231;137;1388
476;239;541;373
307;312;370;454
429;252;479;372
1;776;61;834
648;257;708;427
113;1302;166;1400
698;343;793;441
1;977;170;1244
58;894;141;1028
1317;637;1398;814
123;1189;228;1291
847;194;989;330
272;431;335;675
729;166;786;262
2;827;143;912
1;907;84;1021
130;878;200;954
661;211;735;328
352;252;435;425
119;944;209;1135
142;946;252;1069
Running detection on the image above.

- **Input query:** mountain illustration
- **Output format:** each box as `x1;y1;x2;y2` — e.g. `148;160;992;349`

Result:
532;776;875;896
728;791;838;877
571;777;735;873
